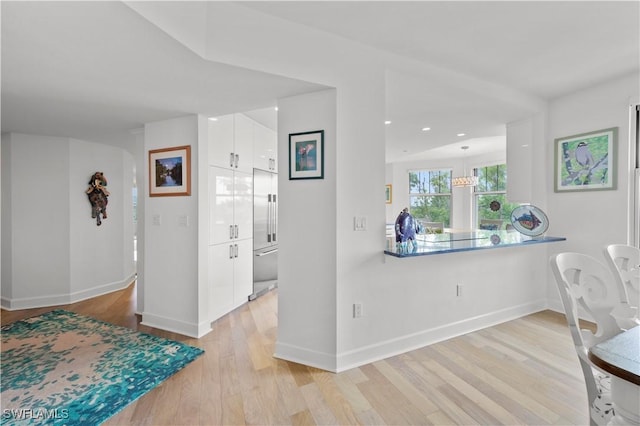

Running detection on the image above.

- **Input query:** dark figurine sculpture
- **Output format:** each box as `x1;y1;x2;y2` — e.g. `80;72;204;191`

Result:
86;172;110;226
395;207;418;244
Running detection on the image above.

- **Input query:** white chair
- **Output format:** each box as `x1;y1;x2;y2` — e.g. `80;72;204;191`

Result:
550;252;624;426
604;244;640;315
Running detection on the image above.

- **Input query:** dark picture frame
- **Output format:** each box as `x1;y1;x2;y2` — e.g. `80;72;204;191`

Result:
149;145;191;197
289;130;324;180
553;127;617;192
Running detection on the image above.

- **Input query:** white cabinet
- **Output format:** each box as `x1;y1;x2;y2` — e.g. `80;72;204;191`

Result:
253;121;277;172
208;113;253;173
208;166;252;245
208;165;253;321
208;239;252;320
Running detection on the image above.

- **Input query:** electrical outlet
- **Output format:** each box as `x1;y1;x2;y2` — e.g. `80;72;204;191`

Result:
457;284;463;297
353;303;363;318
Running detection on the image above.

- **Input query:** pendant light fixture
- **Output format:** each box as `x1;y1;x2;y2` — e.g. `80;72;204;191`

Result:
452;146;478;187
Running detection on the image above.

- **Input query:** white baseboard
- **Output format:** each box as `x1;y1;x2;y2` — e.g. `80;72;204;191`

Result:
141;312;212;338
274;342;337;373
333;299;549;373
0;274;136;311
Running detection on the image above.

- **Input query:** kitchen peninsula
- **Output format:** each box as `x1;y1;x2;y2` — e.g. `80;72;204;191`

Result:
385;230;566;257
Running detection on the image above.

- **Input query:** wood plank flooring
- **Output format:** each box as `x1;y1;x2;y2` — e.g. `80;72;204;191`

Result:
1;283;593;425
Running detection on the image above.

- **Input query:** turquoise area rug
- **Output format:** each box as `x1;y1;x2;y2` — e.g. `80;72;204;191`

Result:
1;310;203;425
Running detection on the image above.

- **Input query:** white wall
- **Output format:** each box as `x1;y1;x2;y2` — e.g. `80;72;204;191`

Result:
545;72;640;311
142;115;211;337
1;133;135;309
276;89;338;369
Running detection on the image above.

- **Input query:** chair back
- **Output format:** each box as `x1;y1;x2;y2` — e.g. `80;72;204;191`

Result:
604;244;640;309
550;252;623;349
550;253;622;425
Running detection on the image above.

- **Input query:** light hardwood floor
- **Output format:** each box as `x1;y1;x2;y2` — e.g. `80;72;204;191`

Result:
1;283;594;425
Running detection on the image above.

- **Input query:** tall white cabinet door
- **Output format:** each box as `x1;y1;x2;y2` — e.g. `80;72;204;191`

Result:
234;171;253;241
233;114;254;173
253;122;277;172
208;114;235;170
209;244;234;320
233;239;253;305
209;166;234;245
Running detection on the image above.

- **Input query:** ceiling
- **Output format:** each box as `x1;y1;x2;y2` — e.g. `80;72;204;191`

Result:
2;1;638;162
0;1;325;146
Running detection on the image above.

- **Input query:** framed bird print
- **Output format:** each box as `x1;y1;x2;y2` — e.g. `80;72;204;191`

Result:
554;127;617;192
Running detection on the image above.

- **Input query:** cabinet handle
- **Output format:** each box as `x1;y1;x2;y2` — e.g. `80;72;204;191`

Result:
234;224;238;239
229;152;234;168
229;225;234;239
235;154;239;168
234;244;239;258
229;244;234;259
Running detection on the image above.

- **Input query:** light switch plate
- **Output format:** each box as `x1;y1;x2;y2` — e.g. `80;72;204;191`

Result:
354;216;367;231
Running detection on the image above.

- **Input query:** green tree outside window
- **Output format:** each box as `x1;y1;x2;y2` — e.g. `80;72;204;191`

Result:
408;169;452;227
474;164;520;228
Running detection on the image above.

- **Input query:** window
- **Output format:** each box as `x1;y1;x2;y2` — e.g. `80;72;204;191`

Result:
474;164;520;230
408;169;452;227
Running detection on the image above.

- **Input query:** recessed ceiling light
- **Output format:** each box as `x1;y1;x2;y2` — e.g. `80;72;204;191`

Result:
457;133;466;137
422;127;431;131
274;107;279;111
385;120;392;125
209;117;218;121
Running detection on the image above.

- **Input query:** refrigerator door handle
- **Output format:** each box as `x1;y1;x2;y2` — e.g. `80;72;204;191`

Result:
267;194;272;243
229;244;234;259
229;224;234;240
229;152;234;168
272;194;277;242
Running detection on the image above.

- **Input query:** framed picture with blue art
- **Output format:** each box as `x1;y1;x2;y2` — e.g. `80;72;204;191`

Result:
289;130;324;180
149;145;191;196
554;127;617;192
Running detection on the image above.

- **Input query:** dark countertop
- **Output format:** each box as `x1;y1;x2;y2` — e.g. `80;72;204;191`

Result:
588;326;640;386
385;230;566;257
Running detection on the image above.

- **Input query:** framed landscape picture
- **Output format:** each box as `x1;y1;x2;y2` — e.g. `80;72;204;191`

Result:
385;184;392;204
289;130;324;180
554;127;617;192
149;145;191;196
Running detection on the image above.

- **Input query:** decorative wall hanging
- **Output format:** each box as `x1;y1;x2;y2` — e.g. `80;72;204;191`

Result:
149;145;191;196
289;130;324;180
385;184;393;204
510;204;549;237
86;172;110;226
554;127;617;192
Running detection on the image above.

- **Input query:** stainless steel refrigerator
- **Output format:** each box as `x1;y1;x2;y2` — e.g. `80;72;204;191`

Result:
251;169;278;300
